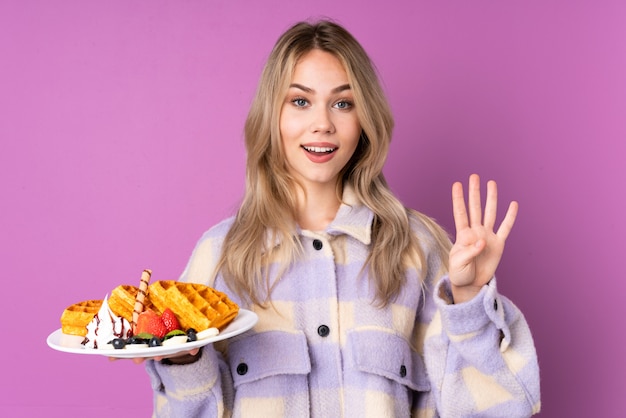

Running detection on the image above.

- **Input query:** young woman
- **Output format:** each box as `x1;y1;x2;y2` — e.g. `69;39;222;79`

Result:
143;20;540;417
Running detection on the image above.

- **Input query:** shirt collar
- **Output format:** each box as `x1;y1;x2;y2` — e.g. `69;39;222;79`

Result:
323;185;373;245
264;185;374;250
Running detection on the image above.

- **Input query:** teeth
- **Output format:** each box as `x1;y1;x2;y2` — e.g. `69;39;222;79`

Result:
303;146;335;153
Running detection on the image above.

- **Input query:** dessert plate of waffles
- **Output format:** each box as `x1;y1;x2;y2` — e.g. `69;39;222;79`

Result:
47;308;258;358
48;271;258;358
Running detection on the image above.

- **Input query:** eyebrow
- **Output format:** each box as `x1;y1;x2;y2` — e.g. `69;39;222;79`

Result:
289;83;351;94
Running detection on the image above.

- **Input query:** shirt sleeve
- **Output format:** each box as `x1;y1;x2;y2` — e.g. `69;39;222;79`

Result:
144;346;233;417
422;276;541;417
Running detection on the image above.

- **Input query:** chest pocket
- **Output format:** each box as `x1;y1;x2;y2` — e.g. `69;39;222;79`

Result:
228;329;311;386
346;327;430;392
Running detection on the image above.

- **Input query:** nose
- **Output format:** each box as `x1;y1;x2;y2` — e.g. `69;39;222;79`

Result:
310;107;335;134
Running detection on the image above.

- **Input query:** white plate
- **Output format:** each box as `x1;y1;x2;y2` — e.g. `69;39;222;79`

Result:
47;309;258;359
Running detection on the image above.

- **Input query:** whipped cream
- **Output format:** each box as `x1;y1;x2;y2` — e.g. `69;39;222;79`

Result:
82;295;132;349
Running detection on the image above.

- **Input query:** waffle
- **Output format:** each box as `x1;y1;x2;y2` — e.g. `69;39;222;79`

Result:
148;281;239;331
108;284;156;323
59;280;239;336
60;299;103;336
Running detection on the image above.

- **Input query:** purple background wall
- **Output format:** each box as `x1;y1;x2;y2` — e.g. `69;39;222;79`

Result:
1;1;624;416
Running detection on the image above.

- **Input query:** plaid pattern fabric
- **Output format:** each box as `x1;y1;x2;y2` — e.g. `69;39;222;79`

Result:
146;189;540;417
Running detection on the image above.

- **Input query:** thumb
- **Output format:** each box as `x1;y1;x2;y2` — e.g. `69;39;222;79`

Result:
460;238;486;261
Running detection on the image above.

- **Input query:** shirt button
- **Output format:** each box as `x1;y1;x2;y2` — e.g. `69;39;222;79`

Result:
317;324;330;337
236;363;248;375
400;365;407;378
493;299;498;311
312;239;323;250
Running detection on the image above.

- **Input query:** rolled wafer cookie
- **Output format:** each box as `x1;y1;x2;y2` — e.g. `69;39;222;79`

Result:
131;269;152;332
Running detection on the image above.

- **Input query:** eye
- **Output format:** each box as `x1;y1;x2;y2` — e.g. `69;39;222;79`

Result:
291;97;309;107
333;100;353;110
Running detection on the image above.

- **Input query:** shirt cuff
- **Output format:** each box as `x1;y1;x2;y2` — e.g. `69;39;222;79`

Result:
145;346;221;393
434;276;511;351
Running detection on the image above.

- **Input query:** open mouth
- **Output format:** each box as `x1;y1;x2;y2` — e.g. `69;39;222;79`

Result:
302;145;337;155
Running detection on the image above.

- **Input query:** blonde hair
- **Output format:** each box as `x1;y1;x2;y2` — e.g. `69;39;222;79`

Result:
216;20;451;306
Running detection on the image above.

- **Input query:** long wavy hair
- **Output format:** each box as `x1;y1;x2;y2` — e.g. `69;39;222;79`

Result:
215;20;451;306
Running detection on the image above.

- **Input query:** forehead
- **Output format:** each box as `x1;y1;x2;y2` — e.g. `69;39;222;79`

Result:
290;49;349;86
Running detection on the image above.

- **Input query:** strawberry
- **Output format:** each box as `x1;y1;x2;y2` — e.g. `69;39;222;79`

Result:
135;309;167;339
161;308;181;333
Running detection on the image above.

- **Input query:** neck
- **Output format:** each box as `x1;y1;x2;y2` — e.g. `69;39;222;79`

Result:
295;183;342;231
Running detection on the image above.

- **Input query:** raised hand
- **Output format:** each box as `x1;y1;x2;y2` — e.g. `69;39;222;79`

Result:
448;174;518;303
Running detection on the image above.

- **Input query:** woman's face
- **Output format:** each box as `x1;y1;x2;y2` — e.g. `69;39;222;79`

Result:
279;49;361;191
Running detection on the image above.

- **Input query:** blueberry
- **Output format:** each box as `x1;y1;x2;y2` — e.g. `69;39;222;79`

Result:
112;338;126;349
149;336;162;347
187;329;197;342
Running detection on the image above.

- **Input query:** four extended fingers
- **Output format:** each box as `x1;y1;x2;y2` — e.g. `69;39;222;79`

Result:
453;174;517;236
